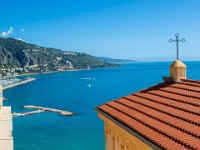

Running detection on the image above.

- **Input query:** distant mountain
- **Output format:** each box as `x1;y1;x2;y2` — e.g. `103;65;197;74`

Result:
97;57;136;64
0;38;117;76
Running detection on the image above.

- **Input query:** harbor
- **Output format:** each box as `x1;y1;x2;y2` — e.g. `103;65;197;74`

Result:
13;105;74;117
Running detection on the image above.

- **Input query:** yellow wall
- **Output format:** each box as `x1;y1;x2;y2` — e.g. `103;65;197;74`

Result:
98;112;153;150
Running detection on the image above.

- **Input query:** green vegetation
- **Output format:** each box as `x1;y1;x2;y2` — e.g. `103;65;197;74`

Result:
0;38;117;76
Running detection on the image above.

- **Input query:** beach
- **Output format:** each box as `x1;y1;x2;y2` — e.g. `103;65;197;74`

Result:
3;78;36;90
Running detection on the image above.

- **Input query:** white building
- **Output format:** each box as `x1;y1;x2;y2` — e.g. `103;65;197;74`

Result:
0;85;13;150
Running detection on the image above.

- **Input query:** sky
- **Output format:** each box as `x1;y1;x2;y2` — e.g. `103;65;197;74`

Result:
1;0;200;61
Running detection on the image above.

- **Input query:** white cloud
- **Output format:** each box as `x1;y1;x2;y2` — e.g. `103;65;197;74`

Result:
1;27;14;37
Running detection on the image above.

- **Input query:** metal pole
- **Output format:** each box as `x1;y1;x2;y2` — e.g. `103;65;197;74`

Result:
176;36;179;60
169;33;185;61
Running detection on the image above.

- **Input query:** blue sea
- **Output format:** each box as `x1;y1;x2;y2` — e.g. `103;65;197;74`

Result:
4;62;200;150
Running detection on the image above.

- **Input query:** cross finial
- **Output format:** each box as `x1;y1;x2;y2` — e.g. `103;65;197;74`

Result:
169;33;185;60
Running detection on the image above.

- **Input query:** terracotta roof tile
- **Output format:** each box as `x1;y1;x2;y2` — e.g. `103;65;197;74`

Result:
97;79;200;150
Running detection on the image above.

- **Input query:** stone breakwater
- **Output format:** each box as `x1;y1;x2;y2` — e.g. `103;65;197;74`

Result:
13;110;45;117
13;105;74;117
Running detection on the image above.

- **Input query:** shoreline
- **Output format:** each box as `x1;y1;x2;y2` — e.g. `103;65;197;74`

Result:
3;78;36;90
8;68;90;78
1;65;120;79
1;68;88;90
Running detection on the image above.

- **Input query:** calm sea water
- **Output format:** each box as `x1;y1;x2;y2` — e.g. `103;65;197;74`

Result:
4;62;200;150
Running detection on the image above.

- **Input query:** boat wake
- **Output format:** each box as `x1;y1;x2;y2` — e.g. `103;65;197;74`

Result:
80;78;95;81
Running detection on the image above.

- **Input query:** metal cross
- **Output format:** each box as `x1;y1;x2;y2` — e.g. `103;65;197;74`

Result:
169;33;185;60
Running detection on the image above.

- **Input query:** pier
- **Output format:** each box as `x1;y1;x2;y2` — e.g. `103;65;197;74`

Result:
3;78;36;90
13;110;45;117
13;105;74;117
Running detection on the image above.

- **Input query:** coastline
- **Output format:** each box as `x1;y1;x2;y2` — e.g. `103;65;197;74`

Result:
6;71;60;78
1;66;118;90
3;78;36;90
1;64;120;79
8;68;90;78
1;69;88;90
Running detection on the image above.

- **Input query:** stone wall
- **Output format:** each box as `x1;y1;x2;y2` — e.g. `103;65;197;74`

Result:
0;85;13;150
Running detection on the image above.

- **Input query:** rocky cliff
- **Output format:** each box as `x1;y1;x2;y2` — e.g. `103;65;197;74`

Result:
0;38;116;75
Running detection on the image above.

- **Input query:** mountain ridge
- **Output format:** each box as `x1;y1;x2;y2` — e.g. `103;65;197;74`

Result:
97;57;136;64
0;38;117;76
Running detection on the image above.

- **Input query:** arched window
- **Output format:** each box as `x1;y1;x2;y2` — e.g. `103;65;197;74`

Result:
106;127;113;150
125;140;131;150
115;133;121;150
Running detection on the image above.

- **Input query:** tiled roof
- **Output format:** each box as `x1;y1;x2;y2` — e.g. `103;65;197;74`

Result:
97;79;200;150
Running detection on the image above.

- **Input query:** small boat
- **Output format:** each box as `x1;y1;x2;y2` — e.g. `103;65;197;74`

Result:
87;84;92;87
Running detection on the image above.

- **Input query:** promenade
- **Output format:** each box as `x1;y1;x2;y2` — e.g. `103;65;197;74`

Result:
3;78;36;90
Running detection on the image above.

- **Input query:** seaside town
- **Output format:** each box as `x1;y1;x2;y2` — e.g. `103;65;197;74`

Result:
1;1;200;150
0;66;36;90
0;75;36;90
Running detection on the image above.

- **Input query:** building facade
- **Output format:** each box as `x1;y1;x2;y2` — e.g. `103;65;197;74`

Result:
96;60;200;150
98;112;154;150
0;86;13;150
